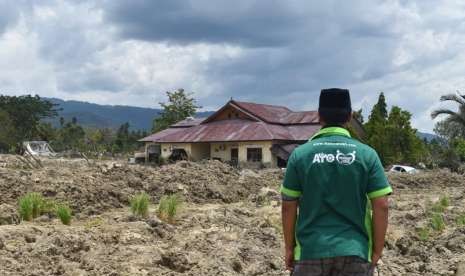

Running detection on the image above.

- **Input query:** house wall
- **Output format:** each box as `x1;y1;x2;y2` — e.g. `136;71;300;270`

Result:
147;141;277;167
211;141;275;167
190;143;211;161
160;143;192;159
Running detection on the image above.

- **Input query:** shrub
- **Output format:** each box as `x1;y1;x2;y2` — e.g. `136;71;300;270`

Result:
431;213;446;232
157;194;182;223
130;192;150;218
55;204;72;225
18;193;44;221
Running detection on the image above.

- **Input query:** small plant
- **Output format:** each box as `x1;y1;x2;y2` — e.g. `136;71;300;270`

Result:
456;214;465;226
130;192;150;218
18;193;44;221
429;196;449;214
157;194;182;223
431;202;446;213
55;204;72;225
417;227;430;241
440;196;450;208
431;213;446;232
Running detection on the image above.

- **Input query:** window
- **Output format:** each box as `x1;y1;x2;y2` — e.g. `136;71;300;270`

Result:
247;148;262;162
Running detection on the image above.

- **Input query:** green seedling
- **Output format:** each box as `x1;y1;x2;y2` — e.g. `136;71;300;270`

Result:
440;196;450;208
157;194;182;223
456;214;465;226
417;227;430;241
431;213;446;232
55;204;72;225
130;192;150;218
18;193;44;221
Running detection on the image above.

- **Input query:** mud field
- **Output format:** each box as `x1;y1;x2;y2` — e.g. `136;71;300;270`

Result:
1;155;465;276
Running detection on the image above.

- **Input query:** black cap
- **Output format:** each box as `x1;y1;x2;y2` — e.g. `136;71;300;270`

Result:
318;88;352;113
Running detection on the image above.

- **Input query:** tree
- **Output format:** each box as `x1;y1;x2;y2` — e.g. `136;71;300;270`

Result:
364;93;389;163
54;120;85;151
0;95;58;146
364;93;425;165
0;110;15;152
431;93;465;140
152;89;199;132
384;106;425;164
353;109;364;124
370;92;388;121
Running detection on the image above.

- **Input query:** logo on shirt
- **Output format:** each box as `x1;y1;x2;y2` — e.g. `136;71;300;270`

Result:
312;150;356;165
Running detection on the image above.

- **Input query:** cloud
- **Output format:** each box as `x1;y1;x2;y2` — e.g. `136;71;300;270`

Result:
2;0;465;132
104;0;307;47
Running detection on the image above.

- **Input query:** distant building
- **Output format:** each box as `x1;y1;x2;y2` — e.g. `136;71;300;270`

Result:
140;100;364;168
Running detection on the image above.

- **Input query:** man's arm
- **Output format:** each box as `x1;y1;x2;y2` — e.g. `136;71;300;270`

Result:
371;196;389;266
282;200;298;271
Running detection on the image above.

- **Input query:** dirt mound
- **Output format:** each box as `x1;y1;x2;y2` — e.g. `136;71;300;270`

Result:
2;154;465;275
0;203;285;276
0;157;282;216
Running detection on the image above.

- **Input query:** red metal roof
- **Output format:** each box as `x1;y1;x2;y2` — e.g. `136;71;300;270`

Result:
139;128;187;142
141;119;321;143
140;100;325;143
232;101;318;124
171;117;206;127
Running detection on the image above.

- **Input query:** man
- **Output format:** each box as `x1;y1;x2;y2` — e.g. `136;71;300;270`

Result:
281;88;391;276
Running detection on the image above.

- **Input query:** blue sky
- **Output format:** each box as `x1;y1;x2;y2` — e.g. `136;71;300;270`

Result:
1;0;465;132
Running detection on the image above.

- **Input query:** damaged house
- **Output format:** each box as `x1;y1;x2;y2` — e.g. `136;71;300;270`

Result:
140;100;364;168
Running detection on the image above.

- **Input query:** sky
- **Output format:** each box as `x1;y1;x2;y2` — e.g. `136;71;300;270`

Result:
1;0;465;132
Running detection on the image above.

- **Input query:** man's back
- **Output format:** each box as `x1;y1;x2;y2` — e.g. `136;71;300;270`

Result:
281;127;391;262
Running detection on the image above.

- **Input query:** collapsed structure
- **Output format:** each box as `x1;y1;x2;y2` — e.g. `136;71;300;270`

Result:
140;100;364;167
22;141;56;157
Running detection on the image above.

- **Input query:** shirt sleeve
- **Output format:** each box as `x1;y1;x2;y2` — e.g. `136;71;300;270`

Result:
280;151;302;200
367;150;392;199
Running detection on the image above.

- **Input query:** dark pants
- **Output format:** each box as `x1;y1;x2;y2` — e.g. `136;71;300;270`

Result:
292;256;374;276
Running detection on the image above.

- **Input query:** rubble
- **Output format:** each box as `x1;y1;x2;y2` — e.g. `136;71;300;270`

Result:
0;154;465;275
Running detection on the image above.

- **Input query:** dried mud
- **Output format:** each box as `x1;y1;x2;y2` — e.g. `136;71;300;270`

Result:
1;155;465;275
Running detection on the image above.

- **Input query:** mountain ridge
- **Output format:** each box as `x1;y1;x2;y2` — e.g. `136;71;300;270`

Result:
45;97;213;130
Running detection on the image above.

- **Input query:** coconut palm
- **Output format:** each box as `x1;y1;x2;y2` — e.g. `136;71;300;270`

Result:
431;92;465;139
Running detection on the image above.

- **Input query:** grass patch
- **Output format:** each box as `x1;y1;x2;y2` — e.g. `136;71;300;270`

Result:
428;195;450;214
18;193;45;221
440;196;450;208
417;227;430;241
55;204;72;225
456;213;465;226
431;213;446;232
130;192;150;218
55;203;72;225
157;194;182;223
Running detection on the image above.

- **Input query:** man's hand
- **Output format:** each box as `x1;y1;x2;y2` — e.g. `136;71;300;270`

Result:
371;252;382;268
285;248;294;271
282;200;298;271
371;196;389;268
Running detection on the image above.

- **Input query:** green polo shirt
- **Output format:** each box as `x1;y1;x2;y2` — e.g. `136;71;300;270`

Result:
280;127;392;262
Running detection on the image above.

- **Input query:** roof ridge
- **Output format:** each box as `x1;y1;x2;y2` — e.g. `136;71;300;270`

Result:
233;100;292;112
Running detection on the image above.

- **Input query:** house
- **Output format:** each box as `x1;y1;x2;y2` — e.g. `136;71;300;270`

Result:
139;100;364;168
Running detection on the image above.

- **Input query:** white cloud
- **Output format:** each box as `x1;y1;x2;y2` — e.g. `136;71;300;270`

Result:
1;0;465;132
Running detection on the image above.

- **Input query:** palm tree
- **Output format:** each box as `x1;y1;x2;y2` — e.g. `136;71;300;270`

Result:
431;92;465;139
431;93;465;123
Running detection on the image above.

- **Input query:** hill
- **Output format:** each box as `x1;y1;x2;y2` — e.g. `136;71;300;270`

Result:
45;98;213;130
417;131;439;142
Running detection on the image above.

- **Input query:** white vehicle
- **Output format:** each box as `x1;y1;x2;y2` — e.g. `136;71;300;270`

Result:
22;141;56;157
389;165;419;174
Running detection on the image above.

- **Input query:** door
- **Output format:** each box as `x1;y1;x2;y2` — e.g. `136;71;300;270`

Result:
231;148;239;166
